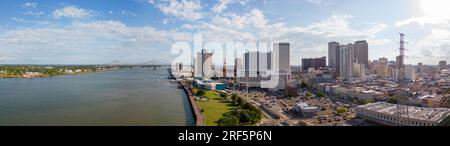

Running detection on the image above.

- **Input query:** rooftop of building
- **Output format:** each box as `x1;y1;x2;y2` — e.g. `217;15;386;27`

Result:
358;102;450;122
295;102;319;110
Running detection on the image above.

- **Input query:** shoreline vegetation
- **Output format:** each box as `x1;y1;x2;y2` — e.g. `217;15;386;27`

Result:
0;65;120;79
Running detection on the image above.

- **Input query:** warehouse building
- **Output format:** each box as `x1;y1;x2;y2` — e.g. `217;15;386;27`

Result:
356;102;450;126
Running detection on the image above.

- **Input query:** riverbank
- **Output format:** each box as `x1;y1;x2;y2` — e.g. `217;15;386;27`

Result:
179;81;205;126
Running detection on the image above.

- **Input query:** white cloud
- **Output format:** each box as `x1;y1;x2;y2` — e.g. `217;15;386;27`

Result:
395;16;450;26
11;17;27;23
0;20;191;64
182;24;194;29
52;6;92;19
305;0;329;5
162;18;175;24
210;9;267;30
212;0;231;13
212;0;249;13
369;39;391;46
366;24;388;34
5;2;396;64
405;26;450;64
290;14;386;38
25;10;45;17
178;8;388;65
154;0;203;21
22;2;37;8
120;10;137;17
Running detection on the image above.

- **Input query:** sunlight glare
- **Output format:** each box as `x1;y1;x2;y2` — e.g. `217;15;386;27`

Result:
420;0;450;18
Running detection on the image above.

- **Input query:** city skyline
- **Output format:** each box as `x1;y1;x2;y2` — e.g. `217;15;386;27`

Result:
0;0;449;65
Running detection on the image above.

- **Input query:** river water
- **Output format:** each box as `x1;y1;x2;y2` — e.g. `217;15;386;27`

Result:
0;68;194;126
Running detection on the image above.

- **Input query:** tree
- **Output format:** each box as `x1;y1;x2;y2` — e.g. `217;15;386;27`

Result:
362;98;374;104
238;110;251;123
231;94;238;103
305;92;313;98
237;97;247;107
220;92;228;100
242;102;253;110
217;115;240;126
247;110;262;124
301;81;308;89
196;89;205;97
316;92;325;98
336;107;348;115
388;95;400;104
238;110;262;124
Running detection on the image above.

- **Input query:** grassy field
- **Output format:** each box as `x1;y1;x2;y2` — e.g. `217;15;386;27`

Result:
194;89;237;126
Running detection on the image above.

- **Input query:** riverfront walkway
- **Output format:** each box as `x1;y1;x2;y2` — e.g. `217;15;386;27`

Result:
180;81;205;126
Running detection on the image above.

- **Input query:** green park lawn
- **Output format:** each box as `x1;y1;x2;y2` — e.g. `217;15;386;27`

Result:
194;89;237;126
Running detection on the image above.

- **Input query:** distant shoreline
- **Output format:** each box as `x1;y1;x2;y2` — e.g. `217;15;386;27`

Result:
0;69;118;79
0;65;121;79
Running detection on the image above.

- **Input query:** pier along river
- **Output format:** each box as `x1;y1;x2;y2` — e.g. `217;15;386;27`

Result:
0;68;195;126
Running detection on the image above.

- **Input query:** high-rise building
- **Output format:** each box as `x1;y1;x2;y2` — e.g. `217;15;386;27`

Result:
439;61;448;71
302;57;326;71
195;50;213;79
328;42;340;70
352;62;366;77
397;33;406;84
238;51;272;88
388;66;397;78
368;60;378;74
376;57;389;77
418;62;424;74
234;58;243;78
353;40;369;67
339;44;354;78
244;52;272;77
273;43;291;90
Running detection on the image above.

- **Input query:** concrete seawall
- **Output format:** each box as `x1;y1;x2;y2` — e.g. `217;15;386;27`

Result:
179;81;205;126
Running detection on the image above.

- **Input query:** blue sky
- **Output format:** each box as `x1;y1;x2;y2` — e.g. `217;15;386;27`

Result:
0;0;448;65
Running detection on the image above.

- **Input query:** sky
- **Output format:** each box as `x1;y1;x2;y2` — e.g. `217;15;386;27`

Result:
0;0;449;65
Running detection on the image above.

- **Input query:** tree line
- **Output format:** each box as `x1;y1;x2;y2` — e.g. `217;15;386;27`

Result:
217;93;263;126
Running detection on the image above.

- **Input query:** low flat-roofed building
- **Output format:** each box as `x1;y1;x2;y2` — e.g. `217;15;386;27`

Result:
356;102;450;126
294;102;319;118
418;94;443;108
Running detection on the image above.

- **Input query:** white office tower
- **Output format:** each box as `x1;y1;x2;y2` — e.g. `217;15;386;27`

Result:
328;42;340;69
272;43;291;91
339;44;354;78
405;65;416;82
195;50;213;79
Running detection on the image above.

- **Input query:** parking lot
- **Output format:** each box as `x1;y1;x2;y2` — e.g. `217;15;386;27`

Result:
230;88;358;126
